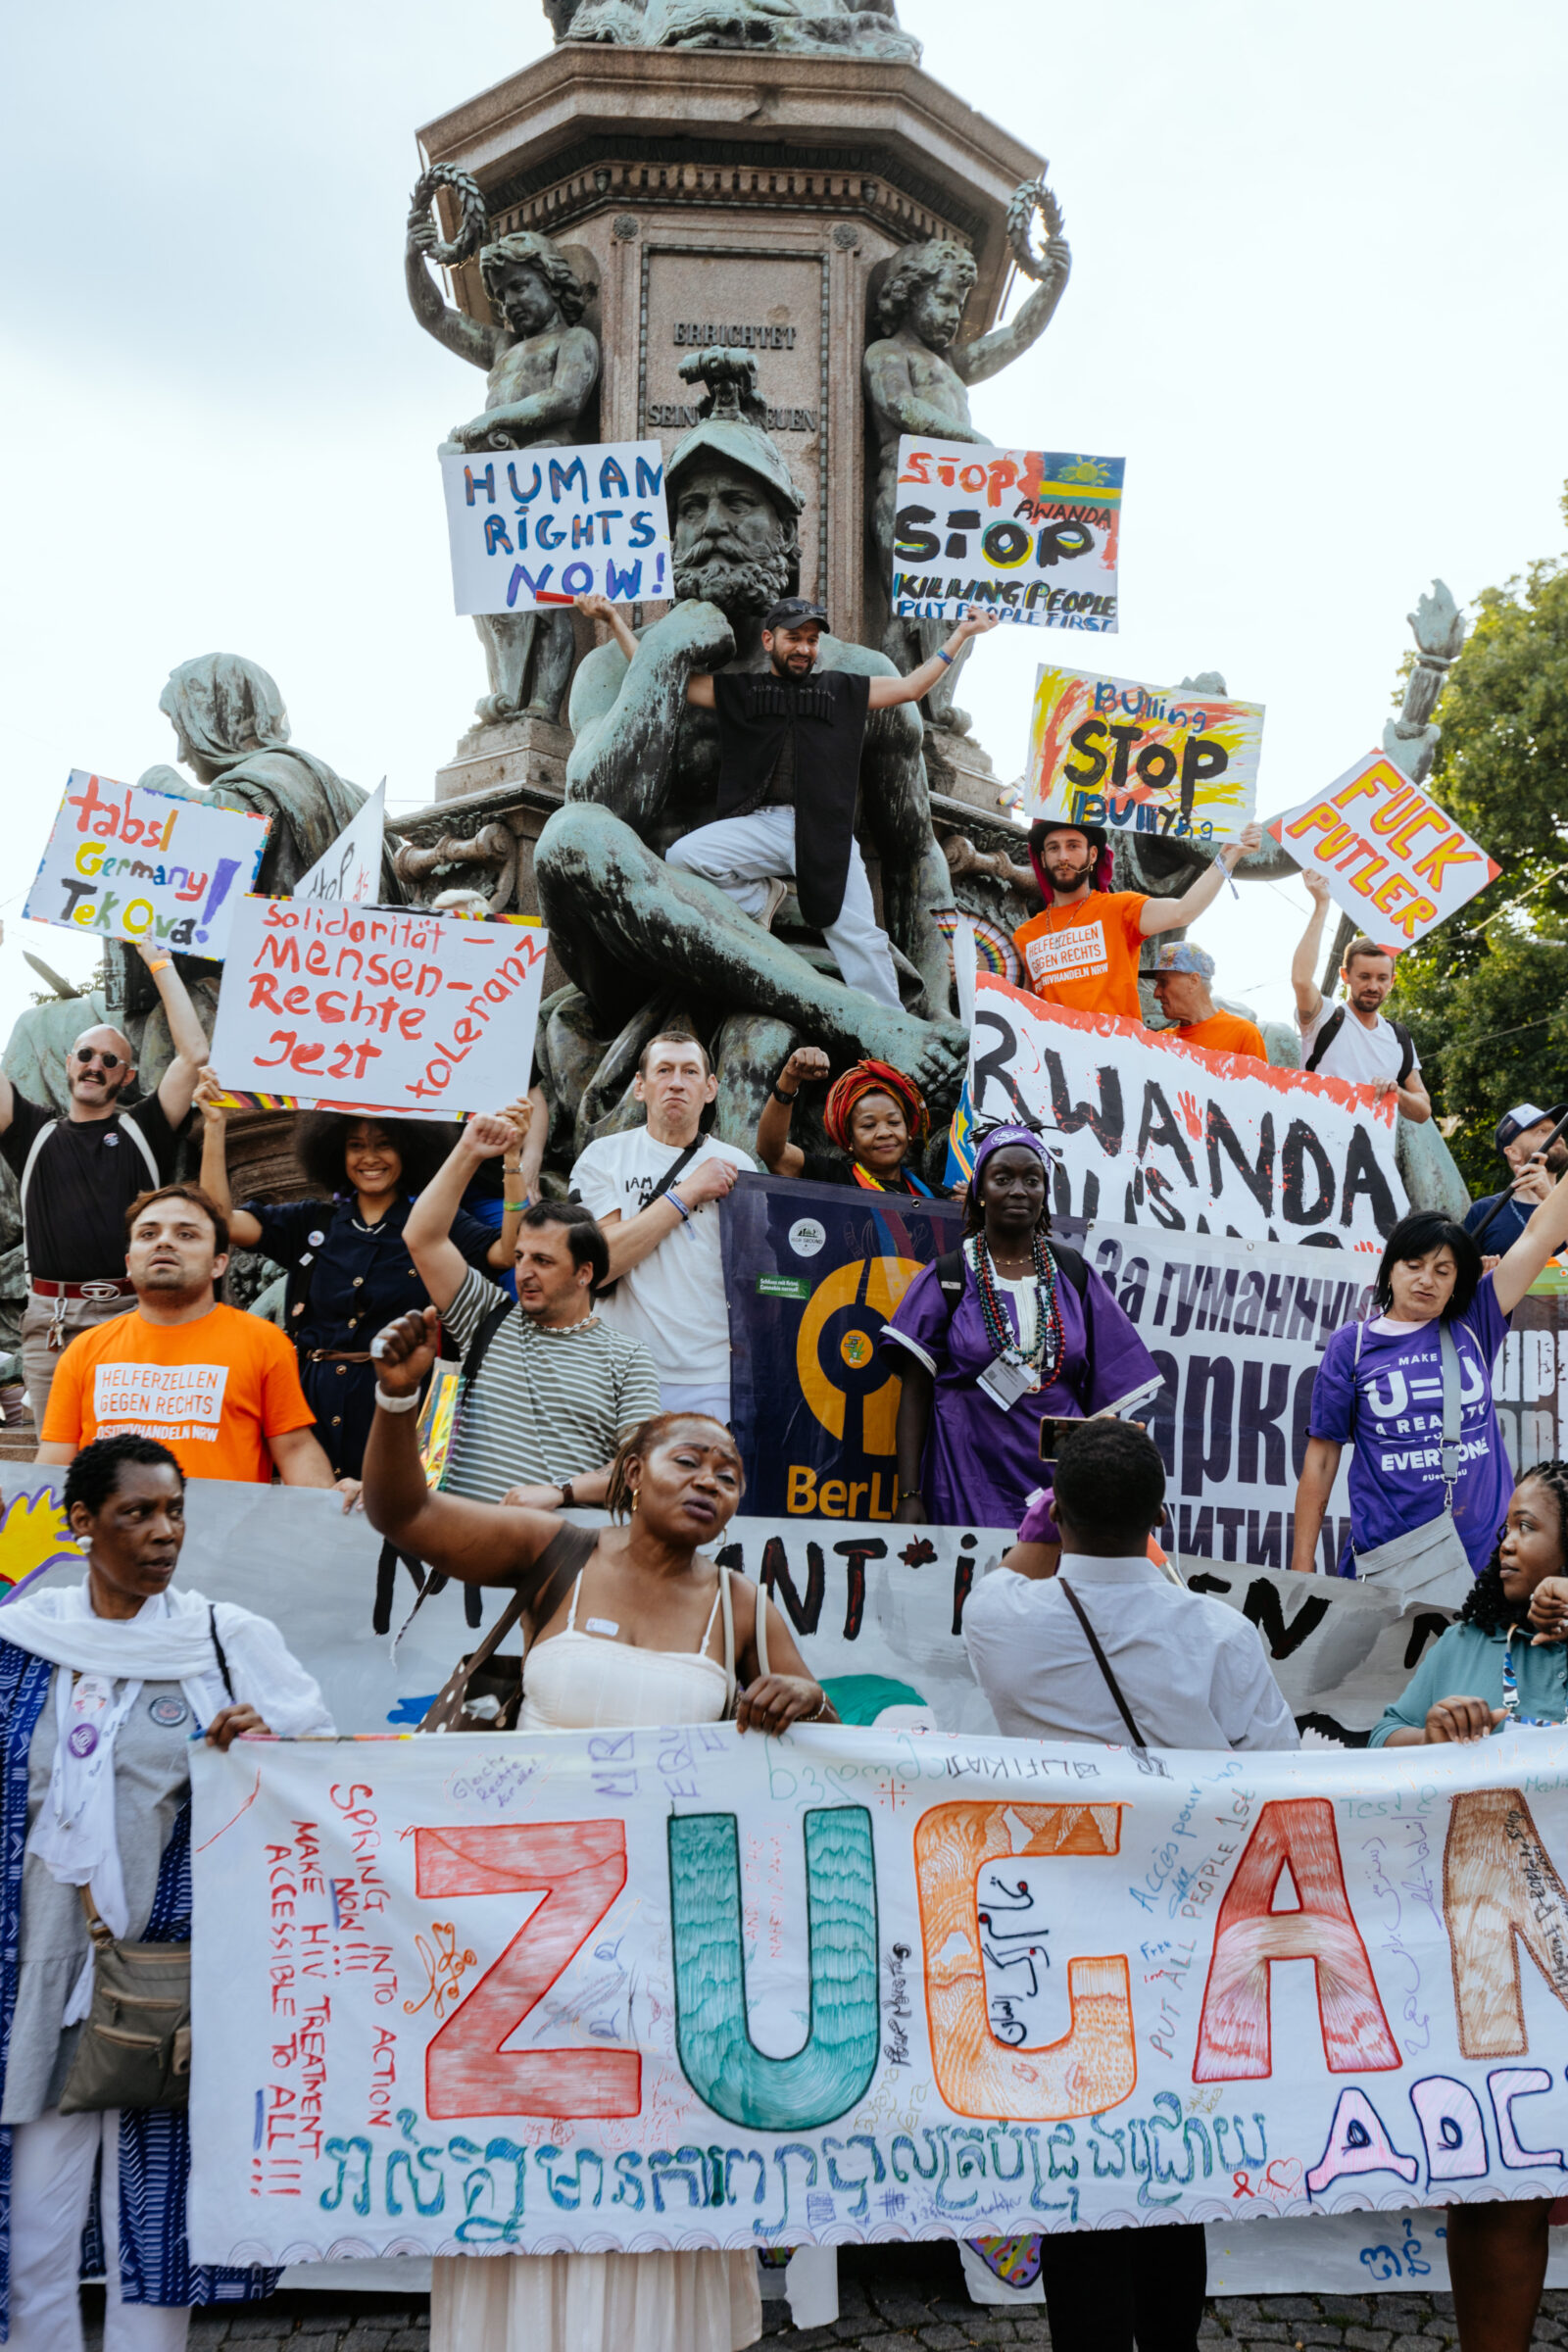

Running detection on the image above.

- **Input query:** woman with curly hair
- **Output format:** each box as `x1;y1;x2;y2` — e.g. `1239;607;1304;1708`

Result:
360;1319;834;2352
196;1080;526;1478
1368;1458;1568;2352
754;1048;936;1193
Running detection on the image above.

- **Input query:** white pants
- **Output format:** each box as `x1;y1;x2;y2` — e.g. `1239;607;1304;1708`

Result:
7;2107;188;2351
666;807;902;1008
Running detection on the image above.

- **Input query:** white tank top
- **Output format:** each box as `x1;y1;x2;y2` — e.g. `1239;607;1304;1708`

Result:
517;1568;731;1732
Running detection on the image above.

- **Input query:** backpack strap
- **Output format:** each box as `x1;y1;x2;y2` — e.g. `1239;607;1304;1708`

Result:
1390;1019;1416;1087
1302;1005;1347;1074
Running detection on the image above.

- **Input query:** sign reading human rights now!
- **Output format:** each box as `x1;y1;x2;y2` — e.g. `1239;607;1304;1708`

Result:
441;438;672;616
25;771;270;957
190;1724;1568;2263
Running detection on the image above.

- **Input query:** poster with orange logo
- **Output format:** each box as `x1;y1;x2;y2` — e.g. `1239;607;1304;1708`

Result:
721;1173;960;1518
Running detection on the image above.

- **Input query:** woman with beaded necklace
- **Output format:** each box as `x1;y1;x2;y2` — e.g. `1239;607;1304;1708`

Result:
882;1126;1160;1531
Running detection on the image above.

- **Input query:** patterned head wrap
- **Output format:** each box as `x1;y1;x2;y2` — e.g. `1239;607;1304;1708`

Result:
970;1123;1054;1181
823;1059;930;1152
1148;940;1216;979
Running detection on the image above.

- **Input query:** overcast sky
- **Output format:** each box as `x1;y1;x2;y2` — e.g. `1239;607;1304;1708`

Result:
3;0;1564;1048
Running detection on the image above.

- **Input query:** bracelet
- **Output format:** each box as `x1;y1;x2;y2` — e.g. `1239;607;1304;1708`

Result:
669;1192;693;1223
146;956;172;975
804;1692;830;1723
560;1480;576;1510
503;1200;529;1211
935;647;956;667
374;1386;421;1415
771;1086;799;1103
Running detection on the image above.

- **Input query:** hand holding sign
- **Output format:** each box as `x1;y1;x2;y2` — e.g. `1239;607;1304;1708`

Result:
441;440;671;616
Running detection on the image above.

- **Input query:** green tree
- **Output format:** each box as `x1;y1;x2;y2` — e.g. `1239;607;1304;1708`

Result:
1396;491;1568;1194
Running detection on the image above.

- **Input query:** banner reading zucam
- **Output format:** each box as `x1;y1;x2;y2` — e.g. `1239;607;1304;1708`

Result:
210;897;548;1116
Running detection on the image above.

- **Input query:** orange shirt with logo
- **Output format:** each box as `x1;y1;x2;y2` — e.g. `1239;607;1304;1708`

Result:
1172;1010;1268;1061
42;1303;317;1484
1012;892;1150;1020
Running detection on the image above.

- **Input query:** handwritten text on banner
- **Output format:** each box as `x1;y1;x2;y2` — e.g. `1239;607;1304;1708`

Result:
209;899;548;1115
1267;755;1500;954
1028;666;1263;844
25;772;270;957
441;439;672;616
892;437;1122;631
967;973;1406;1248
190;1725;1568;2262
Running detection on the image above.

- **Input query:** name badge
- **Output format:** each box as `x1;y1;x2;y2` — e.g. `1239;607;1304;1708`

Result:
977;1355;1039;1413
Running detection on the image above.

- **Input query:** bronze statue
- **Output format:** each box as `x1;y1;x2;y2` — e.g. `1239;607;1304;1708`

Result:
545;0;919;58
863;184;1071;733
532;352;965;1151
406;192;601;726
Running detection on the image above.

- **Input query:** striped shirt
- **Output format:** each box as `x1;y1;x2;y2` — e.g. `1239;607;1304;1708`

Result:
441;1268;662;1503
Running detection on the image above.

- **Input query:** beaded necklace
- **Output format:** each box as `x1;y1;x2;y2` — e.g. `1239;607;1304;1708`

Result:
967;1227;1063;1379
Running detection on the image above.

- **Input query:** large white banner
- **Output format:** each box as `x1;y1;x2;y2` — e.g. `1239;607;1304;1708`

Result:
441;440;671;615
892;438;1121;631
25;771;270;956
209;898;548;1114
968;972;1406;1247
190;1726;1568;2263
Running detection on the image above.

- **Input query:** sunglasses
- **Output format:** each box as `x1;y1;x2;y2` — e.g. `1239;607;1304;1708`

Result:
73;1048;123;1071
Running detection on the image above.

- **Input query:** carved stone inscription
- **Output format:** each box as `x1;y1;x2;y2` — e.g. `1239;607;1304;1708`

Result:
642;247;825;597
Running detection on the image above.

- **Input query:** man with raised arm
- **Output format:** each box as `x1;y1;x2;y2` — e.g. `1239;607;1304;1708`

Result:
0;944;210;1426
1291;867;1431;1119
402;1113;661;1509
568;1033;755;1426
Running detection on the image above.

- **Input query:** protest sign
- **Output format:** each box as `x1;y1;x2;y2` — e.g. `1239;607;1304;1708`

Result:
191;1721;1568;2264
209;897;548;1115
723;1175;962;1520
966;973;1406;1247
441;439;671;616
24;771;270;957
1028;665;1262;844
1267;754;1500;954
295;780;385;905
892;437;1122;631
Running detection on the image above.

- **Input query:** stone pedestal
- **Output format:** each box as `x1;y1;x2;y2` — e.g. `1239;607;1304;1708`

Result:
434;713;573;803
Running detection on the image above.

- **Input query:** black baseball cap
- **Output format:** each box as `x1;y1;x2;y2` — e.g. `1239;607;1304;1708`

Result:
763;598;830;633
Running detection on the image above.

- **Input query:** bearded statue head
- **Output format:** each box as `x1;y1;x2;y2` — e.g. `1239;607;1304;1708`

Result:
665;350;803;616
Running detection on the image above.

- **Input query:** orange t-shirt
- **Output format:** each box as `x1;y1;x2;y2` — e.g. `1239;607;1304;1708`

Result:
1012;892;1149;1019
42;1302;317;1483
1174;1011;1268;1061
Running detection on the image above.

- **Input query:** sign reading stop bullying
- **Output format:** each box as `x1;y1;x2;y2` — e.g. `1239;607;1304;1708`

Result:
1028;664;1262;843
25;771;270;958
441;438;672;616
209;897;549;1115
892;436;1122;630
1268;753;1500;953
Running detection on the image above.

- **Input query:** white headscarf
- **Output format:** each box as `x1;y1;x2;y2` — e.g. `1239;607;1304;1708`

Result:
3;1578;334;2019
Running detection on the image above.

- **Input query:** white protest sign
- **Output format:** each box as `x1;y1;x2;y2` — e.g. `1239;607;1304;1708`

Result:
967;971;1406;1248
441;439;671;616
209;898;548;1114
1267;752;1500;954
294;780;385;905
892;435;1122;630
24;771;270;958
192;1723;1568;2263
1028;664;1263;844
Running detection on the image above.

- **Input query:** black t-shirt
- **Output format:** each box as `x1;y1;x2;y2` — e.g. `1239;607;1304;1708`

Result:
1;1090;181;1283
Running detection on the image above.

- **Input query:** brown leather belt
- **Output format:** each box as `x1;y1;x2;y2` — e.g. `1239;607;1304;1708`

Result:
307;1348;375;1364
30;1279;135;1302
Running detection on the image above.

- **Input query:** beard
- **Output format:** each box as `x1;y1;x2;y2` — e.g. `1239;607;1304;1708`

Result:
672;533;792;619
1047;860;1095;895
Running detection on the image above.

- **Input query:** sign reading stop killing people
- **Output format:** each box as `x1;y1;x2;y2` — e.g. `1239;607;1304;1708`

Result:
1267;753;1500;953
209;897;549;1115
1029;666;1263;844
25;771;270;957
441;438;672;616
892;436;1122;630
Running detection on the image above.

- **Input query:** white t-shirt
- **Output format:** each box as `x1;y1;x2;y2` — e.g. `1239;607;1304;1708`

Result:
1298;1002;1419;1091
569;1128;755;1387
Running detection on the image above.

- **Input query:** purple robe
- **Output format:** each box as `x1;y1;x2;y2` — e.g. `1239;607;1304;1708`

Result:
881;1253;1161;1531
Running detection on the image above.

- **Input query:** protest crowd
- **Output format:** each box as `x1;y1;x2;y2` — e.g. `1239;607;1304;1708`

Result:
2;48;1563;2352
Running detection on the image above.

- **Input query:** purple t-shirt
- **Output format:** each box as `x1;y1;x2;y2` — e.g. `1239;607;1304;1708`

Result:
1308;1275;1512;1577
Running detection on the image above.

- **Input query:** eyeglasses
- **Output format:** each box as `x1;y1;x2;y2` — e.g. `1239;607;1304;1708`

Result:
73;1048;122;1071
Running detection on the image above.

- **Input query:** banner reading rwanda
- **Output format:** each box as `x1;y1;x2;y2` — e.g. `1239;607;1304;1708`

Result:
721;1174;960;1518
191;1724;1568;2264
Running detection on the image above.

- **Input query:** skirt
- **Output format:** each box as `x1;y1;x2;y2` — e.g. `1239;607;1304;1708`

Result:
430;2246;762;2352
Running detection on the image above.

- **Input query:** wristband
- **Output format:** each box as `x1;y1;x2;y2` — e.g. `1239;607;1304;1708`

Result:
771;1085;799;1104
669;1191;693;1223
560;1480;576;1510
935;647;955;667
503;1200;529;1211
146;957;172;975
375;1386;421;1414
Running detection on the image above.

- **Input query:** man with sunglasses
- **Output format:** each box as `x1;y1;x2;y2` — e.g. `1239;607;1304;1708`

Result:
0;941;209;1426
